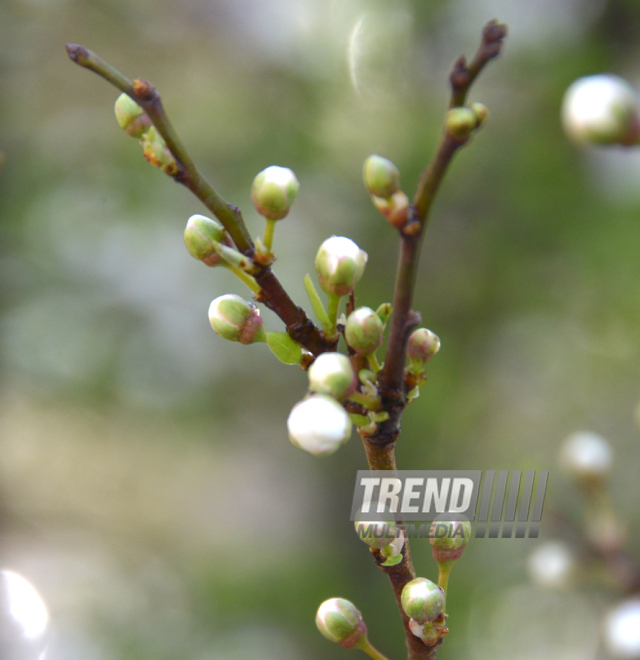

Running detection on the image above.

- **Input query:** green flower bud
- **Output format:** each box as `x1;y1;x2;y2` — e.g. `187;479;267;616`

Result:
345;307;384;356
140;126;178;176
208;294;267;344
559;431;612;487
251;165;300;220
354;520;402;550
562;74;640;145
183;214;230;266
446;107;478;138
401;578;445;623
363;155;400;199
308;353;357;401
114;93;151;138
471;102;489;126
407;328;441;362
429;518;471;567
315;598;367;649
315;236;368;296
287;395;352;456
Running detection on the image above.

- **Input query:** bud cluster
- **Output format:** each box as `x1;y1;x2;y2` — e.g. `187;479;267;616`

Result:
363;155;410;228
114;93;178;174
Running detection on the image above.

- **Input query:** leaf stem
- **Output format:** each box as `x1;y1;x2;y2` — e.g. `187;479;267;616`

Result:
356;637;392;660
263;218;276;251
225;264;261;294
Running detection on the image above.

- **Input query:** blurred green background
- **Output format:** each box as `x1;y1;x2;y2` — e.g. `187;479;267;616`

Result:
2;0;640;658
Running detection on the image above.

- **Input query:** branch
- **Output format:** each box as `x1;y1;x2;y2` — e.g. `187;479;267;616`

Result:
359;20;507;659
65;44;328;356
449;19;507;109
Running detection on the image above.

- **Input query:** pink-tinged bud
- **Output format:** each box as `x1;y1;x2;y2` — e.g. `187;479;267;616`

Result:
401;578;445;623
308;353;357;400
183;214;231;266
315;236;368;296
429;518;471;567
140;126;178;176
407;328;441;362
251;165;299;220
363;155;400;199
345;307;384;356
114;93;151;138
287;395;352;456
562;75;640;145
315;598;367;649
208;294;267;344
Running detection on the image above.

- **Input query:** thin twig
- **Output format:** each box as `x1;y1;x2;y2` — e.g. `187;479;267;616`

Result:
65;44;329;356
360;20;507;659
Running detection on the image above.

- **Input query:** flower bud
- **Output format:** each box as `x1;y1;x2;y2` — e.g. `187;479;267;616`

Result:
345;307;384;356
559;431;612;486
251;165;299;220
354;520;401;550
287;395;352;456
140;126;178;176
315;598;367;649
471;102;489;126
315;236;368;297
208;294;267;344
183;214;230;266
429;518;471;567
446;107;478;138
401;578;445;623
372;190;410;229
114;93;151;138
604;598;640;659
561;74;640;145
527;541;576;591
363;155;400;199
308;353;357;401
407;328;441;362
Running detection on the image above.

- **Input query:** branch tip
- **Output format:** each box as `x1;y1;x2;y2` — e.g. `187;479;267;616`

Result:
65;43;86;63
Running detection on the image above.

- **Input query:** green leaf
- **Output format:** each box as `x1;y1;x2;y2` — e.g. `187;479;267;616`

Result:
304;274;330;327
381;553;403;567
348;413;371;427
266;332;303;365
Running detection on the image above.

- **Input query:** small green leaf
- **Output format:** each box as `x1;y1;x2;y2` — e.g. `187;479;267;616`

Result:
375;302;392;325
266;332;303;364
348;413;371;427
304;274;331;327
381;553;403;567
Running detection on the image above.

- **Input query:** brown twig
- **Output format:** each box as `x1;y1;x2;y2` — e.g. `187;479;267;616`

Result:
361;21;507;660
65;44;328;356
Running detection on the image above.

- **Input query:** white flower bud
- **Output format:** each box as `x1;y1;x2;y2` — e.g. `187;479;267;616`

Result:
315;598;367;649
208;294;267;344
604;599;640;659
287;395;352;456
559;431;612;485
315;236;368;297
308;353;357;401
251;165;299;220
527;541;577;590
561;74;640;145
